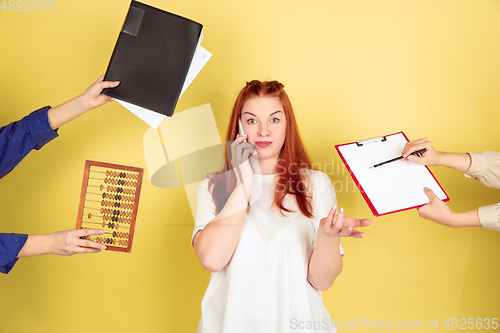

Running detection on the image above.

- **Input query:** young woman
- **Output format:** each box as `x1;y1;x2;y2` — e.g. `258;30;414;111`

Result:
192;80;370;332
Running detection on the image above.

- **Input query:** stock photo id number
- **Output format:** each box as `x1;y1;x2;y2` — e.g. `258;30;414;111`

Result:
1;0;55;11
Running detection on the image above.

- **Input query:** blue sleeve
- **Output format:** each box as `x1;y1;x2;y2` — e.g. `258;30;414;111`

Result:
0;233;28;274
0;106;59;179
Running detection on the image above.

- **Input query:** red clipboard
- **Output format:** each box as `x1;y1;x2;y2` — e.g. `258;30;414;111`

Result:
335;132;449;217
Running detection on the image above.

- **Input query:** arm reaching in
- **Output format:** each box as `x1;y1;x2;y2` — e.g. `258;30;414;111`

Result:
402;139;489;229
417;187;481;228
17;229;107;257
401;138;471;172
47;75;120;130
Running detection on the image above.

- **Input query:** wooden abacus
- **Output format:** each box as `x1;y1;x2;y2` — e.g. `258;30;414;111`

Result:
76;160;144;253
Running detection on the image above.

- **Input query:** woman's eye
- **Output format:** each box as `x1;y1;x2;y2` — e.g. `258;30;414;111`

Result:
247;119;256;124
271;118;280;123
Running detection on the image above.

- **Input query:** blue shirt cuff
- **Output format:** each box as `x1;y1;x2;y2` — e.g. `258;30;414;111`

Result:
26;106;59;149
0;233;28;274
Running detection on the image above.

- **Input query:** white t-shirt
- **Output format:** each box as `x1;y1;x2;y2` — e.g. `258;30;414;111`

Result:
192;169;343;333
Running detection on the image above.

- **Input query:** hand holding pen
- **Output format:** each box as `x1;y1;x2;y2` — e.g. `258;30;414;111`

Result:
401;138;440;166
370;137;441;169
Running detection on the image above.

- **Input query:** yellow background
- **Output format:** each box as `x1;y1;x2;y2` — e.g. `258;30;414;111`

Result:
1;0;499;332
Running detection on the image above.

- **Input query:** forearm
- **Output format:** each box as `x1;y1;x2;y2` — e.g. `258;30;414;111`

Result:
194;183;250;272
451;209;482;228
17;234;53;258
47;95;89;130
46;75;119;130
418;200;482;228
307;230;343;291
435;152;471;173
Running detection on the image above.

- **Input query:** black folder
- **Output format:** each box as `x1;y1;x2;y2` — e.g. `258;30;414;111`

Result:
103;1;203;117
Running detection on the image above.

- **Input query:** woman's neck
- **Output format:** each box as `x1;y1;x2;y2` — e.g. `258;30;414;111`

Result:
257;156;279;175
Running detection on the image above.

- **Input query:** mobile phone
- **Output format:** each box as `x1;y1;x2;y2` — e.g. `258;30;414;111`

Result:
238;118;247;142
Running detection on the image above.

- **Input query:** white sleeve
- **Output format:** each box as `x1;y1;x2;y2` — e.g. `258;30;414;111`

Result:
190;178;216;248
311;171;344;256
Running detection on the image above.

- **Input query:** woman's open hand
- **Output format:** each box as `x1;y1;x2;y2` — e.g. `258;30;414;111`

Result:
319;206;371;238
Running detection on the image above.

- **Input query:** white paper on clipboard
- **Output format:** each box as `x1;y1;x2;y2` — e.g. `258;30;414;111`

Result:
336;132;449;216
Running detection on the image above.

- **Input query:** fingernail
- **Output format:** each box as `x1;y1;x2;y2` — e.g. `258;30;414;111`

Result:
408;156;413;161
348;227;352;231
99;230;105;234
101;245;107;250
361;234;366;238
339;208;344;215
332;206;337;213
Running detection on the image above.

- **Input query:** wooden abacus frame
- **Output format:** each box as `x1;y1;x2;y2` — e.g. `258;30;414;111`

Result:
76;160;144;253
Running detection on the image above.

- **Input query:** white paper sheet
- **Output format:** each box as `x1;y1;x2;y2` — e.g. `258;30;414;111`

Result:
117;99;167;128
180;45;212;96
337;132;448;216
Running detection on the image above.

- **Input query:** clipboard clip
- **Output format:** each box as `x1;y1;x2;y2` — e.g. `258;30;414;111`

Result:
356;136;387;147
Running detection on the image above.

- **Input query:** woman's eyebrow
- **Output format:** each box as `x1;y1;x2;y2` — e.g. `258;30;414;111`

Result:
242;110;284;117
269;110;284;117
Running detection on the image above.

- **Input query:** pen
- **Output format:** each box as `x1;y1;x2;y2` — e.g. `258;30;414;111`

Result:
369;148;427;169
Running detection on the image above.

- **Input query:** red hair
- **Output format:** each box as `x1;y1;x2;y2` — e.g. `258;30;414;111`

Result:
209;80;315;218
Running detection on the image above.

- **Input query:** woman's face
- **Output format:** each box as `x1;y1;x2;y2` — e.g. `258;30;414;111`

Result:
240;96;286;166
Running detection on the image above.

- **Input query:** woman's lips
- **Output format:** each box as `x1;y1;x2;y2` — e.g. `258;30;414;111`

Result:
255;141;272;148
